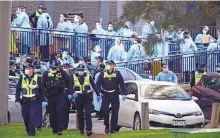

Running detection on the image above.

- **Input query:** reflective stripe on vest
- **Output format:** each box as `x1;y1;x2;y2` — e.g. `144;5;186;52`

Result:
48;72;62;78
36;11;41;17
104;71;116;78
195;71;207;84
73;74;90;93
21;75;38;97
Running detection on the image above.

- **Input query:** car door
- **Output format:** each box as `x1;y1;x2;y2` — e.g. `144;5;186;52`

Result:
197;76;219;119
118;82;139;127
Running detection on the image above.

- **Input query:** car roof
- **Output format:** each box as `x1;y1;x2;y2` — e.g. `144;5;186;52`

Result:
125;80;176;85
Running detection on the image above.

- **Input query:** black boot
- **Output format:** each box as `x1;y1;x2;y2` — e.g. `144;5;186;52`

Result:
87;131;92;136
80;130;84;135
105;126;109;134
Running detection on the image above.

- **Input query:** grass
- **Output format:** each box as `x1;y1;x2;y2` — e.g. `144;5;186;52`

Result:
108;130;220;138
0;124;85;138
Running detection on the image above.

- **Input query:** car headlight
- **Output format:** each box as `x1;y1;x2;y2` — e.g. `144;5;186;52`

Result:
149;109;164;115
191;111;203;116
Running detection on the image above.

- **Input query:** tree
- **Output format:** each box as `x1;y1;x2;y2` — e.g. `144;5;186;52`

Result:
120;1;220;29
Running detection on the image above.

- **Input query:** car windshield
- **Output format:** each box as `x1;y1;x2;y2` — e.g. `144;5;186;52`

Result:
140;84;191;100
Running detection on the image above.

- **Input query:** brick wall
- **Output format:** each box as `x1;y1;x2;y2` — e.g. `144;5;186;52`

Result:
12;1;114;31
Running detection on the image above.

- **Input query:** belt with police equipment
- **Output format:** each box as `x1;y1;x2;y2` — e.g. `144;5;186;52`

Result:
102;89;116;93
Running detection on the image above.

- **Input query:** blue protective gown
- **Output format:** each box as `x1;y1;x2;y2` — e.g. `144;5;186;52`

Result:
155;71;178;84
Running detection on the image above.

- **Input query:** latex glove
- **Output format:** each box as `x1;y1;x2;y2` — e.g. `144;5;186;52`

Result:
97;96;102;102
73;93;78;99
42;102;48;108
122;95;127;101
68;95;73;100
15;102;20;108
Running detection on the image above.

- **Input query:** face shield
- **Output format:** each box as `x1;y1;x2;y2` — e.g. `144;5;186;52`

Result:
125;21;132;29
94;45;102;53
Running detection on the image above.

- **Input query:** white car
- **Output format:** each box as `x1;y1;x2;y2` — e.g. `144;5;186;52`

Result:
117;80;205;130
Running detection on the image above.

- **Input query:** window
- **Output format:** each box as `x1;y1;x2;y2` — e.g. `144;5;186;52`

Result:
117;68;129;81
125;82;138;101
202;76;220;91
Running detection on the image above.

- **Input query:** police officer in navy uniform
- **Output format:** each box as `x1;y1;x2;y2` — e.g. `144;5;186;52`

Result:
190;64;207;88
15;64;45;136
32;60;43;131
9;61;17;76
42;60;73;135
93;56;104;79
62;63;72;130
72;64;101;136
96;60;127;134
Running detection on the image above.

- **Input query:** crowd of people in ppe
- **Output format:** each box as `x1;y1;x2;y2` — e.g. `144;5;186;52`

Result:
10;51;127;136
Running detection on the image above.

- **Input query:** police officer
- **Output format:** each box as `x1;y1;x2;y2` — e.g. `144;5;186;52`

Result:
93;56;104;79
96;60;127;134
42;60;73;135
29;5;45;28
9;61;17;76
15;63;45;136
72;64;101;136
32;60;43;131
62;63;72;130
190;64;207;88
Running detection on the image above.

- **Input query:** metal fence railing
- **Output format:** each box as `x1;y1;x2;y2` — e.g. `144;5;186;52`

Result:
116;49;220;84
10;28;180;61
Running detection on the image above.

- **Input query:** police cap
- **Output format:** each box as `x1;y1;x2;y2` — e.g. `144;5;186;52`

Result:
77;64;85;71
50;60;60;69
62;63;70;68
199;64;207;68
32;61;41;69
25;63;34;69
26;57;34;64
105;60;115;65
10;61;15;66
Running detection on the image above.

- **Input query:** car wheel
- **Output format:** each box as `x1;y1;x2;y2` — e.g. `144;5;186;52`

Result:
133;113;141;130
43;113;50;128
8;111;11;123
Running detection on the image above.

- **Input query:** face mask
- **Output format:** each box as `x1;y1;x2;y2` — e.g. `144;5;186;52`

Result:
35;69;41;73
63;69;69;73
79;61;84;64
105;65;111;70
203;30;207;34
60;16;64;22
50;69;57;74
78;71;84;76
217;67;220;72
96;24;102;30
74;17;79;23
150;21;155;25
108;26;113;31
25;69;30;75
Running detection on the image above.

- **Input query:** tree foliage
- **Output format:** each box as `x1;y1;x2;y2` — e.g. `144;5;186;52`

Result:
120;1;220;29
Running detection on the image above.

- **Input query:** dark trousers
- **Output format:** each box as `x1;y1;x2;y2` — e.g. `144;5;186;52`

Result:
48;95;66;133
35;100;42;128
21;98;38;136
102;93;120;131
40;46;49;61
75;94;93;131
64;97;71;129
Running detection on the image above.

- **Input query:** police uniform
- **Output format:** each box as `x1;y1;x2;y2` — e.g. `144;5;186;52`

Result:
9;61;17;76
96;60;126;134
15;64;44;136
32;61;43;131
73;64;100;136
190;64;207;87
29;5;44;28
42;60;72;135
62;63;72;130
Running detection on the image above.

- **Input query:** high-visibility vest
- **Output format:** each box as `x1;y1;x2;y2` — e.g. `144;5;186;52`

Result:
47;72;65;89
73;73;91;93
21;75;38;97
36;11;41;17
195;71;207;84
103;71;118;91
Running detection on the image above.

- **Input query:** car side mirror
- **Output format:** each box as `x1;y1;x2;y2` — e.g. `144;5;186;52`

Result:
192;96;198;101
127;94;136;100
